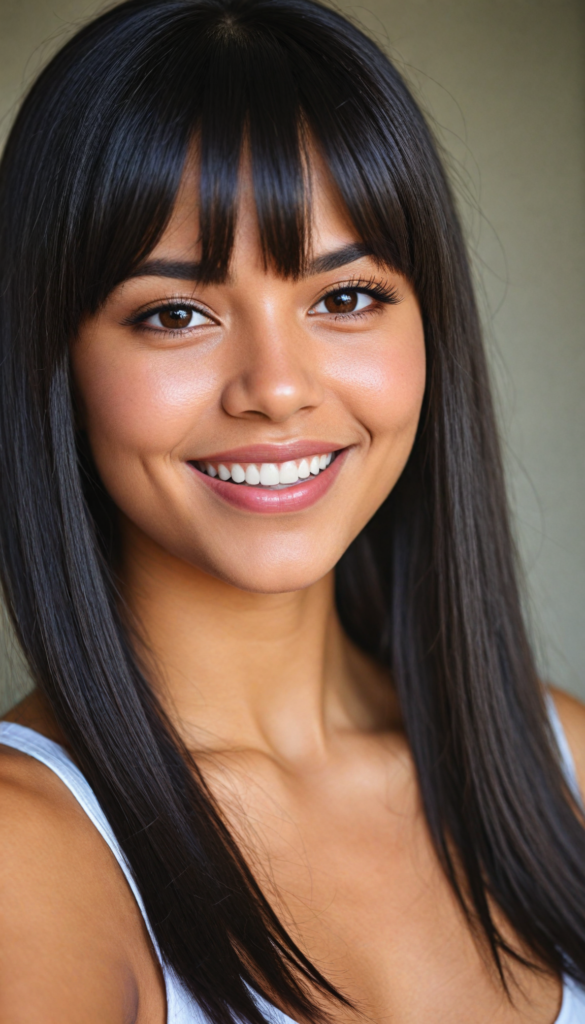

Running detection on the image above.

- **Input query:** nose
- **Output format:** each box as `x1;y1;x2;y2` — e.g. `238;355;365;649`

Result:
220;315;324;423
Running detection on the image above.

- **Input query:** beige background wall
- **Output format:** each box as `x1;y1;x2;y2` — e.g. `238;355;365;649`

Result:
0;0;583;709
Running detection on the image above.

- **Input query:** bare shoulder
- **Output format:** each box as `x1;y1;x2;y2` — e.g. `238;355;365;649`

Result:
548;685;585;798
0;742;164;1023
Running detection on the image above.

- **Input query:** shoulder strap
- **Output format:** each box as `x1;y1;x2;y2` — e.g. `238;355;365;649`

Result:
0;721;162;954
545;693;582;805
0;722;296;1024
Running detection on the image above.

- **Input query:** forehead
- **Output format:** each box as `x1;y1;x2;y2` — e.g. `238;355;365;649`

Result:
151;150;358;270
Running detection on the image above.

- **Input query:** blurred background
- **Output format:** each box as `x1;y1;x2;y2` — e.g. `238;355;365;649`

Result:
0;0;583;709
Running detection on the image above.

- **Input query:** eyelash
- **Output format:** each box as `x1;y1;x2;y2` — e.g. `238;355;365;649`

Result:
312;278;399;320
123;300;215;336
125;278;399;335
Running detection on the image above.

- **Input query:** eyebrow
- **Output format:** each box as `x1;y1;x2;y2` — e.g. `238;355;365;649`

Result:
128;243;376;283
307;242;375;275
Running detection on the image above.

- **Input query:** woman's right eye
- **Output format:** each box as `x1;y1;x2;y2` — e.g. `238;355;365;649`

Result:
142;306;213;331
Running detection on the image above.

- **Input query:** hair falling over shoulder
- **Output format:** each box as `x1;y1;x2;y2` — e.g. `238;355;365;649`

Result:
0;1;584;1020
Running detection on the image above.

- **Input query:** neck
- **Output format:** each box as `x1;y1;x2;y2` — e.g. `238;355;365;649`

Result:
119;522;394;764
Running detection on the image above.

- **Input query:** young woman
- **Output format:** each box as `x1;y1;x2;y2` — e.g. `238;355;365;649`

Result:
0;0;584;1021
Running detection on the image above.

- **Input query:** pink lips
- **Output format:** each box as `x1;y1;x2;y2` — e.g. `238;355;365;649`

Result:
194;440;338;464
189;445;347;514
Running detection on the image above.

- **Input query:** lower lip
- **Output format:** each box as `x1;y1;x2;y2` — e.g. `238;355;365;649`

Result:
189;449;348;514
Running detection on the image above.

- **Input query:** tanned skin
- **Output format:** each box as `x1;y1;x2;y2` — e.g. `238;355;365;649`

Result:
2;160;584;1023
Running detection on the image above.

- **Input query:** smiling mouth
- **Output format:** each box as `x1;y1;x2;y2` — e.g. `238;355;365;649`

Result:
192;450;339;490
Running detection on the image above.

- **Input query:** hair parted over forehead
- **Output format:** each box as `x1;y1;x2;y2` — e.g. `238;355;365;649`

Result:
1;0;443;326
1;2;585;1022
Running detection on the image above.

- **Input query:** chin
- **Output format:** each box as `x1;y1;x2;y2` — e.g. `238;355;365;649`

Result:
185;534;341;595
122;508;351;594
225;568;329;595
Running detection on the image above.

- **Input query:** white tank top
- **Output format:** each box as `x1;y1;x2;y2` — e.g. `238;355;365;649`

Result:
1;699;584;1023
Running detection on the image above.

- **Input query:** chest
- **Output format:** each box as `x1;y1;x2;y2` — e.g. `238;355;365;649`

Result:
208;751;562;1024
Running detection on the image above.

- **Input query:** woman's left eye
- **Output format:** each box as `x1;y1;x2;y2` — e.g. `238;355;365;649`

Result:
143;306;212;330
310;289;373;316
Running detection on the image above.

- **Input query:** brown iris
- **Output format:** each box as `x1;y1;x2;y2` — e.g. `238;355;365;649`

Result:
158;307;193;329
323;290;360;314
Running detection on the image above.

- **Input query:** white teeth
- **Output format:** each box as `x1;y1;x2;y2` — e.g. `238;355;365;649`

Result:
259;463;279;486
202;451;336;486
245;464;261;485
279;461;299;484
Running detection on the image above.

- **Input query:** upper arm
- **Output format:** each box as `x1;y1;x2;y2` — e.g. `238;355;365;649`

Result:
549;686;585;801
0;747;139;1024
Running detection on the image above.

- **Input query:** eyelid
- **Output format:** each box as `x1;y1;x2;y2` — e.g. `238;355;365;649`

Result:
311;277;399;307
123;297;216;328
309;278;400;317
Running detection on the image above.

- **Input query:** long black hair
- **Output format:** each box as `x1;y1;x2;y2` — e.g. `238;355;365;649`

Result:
1;1;584;1020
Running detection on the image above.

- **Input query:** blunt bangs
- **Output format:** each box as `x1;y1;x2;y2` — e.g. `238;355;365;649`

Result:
3;0;427;341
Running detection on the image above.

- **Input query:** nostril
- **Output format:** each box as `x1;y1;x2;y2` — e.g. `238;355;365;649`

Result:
220;364;323;423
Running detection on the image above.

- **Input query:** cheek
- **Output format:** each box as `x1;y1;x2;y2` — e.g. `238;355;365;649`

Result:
73;343;218;459
324;321;426;449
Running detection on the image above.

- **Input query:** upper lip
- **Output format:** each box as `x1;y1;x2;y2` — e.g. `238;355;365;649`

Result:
192;441;345;464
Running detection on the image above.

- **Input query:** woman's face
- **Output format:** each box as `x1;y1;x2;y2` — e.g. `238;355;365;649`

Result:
73;163;426;593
